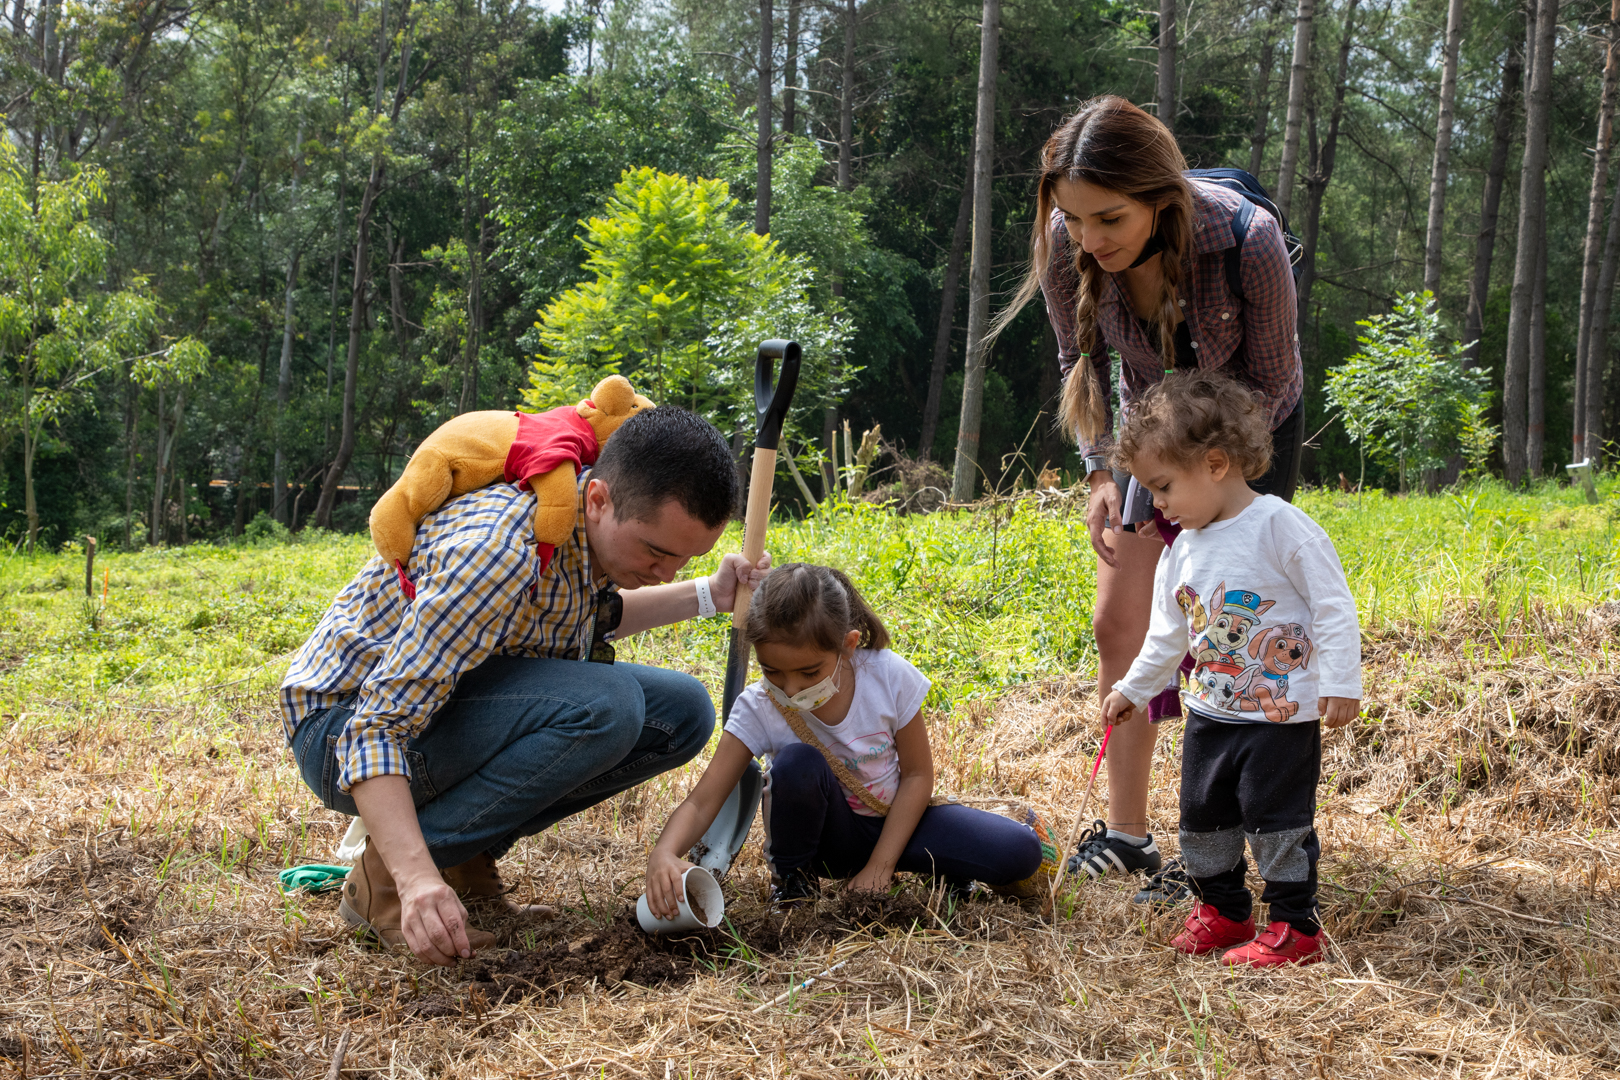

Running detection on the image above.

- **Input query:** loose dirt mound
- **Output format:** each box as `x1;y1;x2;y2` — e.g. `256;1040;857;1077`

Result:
464;888;996;1003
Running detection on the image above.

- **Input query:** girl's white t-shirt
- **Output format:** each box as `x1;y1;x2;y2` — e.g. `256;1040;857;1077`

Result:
724;648;930;817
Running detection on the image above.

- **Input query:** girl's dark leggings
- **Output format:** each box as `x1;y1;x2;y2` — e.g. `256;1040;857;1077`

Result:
763;742;1043;887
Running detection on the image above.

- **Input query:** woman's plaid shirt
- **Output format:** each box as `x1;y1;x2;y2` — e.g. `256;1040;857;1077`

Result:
1039;180;1304;459
279;476;608;794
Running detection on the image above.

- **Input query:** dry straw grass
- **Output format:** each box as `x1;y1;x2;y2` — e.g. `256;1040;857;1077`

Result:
3;602;1619;1078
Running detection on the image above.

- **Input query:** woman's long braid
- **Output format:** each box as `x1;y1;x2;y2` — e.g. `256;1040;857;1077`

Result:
1061;249;1110;441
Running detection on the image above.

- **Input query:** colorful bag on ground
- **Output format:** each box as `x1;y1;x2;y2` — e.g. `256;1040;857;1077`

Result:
985;805;1061;915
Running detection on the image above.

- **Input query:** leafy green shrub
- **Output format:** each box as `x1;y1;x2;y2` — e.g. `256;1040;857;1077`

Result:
1325;291;1490;491
242;512;291;546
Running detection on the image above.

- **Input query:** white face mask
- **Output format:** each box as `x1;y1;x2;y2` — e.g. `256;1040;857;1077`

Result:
764;655;844;713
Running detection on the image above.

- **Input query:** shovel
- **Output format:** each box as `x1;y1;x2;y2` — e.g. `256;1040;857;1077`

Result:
689;339;801;875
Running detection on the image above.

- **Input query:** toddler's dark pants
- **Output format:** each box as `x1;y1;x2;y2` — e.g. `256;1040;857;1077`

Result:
1179;712;1321;935
763;743;1043;886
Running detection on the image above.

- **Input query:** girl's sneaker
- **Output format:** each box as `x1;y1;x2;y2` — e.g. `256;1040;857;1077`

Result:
1220;921;1323;967
769;868;820;909
1171;902;1256;955
1065;820;1162;880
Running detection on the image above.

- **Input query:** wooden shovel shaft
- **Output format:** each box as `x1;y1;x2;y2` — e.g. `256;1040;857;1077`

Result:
731;446;778;628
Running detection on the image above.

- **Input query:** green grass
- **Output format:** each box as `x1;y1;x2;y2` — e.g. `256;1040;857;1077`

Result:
1;477;1616;716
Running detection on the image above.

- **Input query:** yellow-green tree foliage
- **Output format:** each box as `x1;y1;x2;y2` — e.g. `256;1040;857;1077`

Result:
523;167;849;437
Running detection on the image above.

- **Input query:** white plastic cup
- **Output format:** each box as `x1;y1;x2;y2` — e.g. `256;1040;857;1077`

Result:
636;866;725;933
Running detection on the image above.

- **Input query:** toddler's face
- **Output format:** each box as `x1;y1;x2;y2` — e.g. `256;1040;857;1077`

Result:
1131;447;1227;531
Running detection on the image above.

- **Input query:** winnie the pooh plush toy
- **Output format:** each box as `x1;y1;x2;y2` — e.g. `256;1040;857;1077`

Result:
369;375;655;597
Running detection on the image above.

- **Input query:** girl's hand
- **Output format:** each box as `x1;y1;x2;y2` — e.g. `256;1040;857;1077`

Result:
646;849;694;921
846;863;894;895
1102;690;1136;727
1085;472;1124;567
709;551;772;613
1319;697;1361;729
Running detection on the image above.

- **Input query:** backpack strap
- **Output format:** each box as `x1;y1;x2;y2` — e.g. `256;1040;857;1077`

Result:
1224;197;1255;303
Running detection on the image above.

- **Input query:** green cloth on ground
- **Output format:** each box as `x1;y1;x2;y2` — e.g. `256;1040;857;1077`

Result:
278;864;352;894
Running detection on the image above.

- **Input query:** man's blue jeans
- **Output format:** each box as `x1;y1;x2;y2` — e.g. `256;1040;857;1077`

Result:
291;655;715;867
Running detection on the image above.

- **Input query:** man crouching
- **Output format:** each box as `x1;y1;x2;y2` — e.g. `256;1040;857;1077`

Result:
280;407;761;965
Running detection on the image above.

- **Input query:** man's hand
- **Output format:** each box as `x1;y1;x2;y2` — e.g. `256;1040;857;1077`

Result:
846;863;895;895
1319;697;1360;729
396;871;476;965
1101;690;1137;727
646;849;694;921
1085;472;1124;567
709;551;771;613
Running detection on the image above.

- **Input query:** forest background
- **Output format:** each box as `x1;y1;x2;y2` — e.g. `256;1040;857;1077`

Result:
0;0;1614;549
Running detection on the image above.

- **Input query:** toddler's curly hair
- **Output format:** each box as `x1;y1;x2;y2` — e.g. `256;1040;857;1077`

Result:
1114;370;1272;480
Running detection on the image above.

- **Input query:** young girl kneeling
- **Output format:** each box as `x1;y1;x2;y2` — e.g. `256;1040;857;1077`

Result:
1102;371;1362;967
646;563;1043;914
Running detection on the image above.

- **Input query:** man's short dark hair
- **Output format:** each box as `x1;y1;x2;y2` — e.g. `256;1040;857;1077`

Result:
593;407;740;528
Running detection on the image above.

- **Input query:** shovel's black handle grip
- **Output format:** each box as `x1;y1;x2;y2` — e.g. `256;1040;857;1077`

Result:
754;340;801;450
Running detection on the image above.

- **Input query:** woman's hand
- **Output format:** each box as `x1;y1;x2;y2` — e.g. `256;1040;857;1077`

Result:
709;551;772;613
846;863;895;895
646;849;694;921
1101;690;1136;728
1085;471;1124;567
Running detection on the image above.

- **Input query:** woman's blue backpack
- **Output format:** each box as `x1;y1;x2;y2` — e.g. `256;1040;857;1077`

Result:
1186;167;1304;300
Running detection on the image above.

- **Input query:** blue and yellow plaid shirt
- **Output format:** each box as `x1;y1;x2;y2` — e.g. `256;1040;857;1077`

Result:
279;475;609;793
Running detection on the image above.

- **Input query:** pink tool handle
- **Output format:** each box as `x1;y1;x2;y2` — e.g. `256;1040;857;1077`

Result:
1089;724;1113;783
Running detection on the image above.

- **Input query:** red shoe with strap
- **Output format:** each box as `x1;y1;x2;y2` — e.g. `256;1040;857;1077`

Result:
1221;920;1323;967
1171;902;1256;955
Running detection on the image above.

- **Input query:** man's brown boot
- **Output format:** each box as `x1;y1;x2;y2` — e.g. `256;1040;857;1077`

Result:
339;839;497;953
442;852;555;919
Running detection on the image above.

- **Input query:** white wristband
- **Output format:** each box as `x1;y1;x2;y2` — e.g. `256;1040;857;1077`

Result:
694;576;717;618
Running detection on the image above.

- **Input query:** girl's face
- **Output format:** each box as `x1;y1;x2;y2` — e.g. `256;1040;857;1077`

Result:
1132;446;1236;531
1050;178;1160;273
755;630;860;697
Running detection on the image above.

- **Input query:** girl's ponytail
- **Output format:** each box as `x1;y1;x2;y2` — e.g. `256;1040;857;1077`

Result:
824;567;890;652
742;563;890;653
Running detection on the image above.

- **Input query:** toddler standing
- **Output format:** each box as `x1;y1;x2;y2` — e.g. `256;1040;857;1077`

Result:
1101;371;1361;967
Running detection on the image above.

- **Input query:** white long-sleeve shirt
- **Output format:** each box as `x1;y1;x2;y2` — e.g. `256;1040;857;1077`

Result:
1117;495;1362;725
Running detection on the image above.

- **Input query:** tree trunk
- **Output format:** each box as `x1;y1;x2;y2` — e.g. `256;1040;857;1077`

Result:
756;0;772;235
459;209;486;413
783;0;800;136
150;383;166;545
1503;0;1558;486
1527;233;1547;476
1275;0;1316;220
272;247;301;524
920;170;974;459
838;0;855;192
1294;0;1359;334
950;0;999;503
1587;172;1620;464
1575;0;1620;458
123;375;137;549
21;362;37;551
1463;33;1523;369
1247;0;1289;178
1157;0;1177;131
1422;0;1464;300
316;0;413;528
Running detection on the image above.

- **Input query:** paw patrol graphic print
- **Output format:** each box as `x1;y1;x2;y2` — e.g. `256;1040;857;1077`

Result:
1186;584;1314;723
